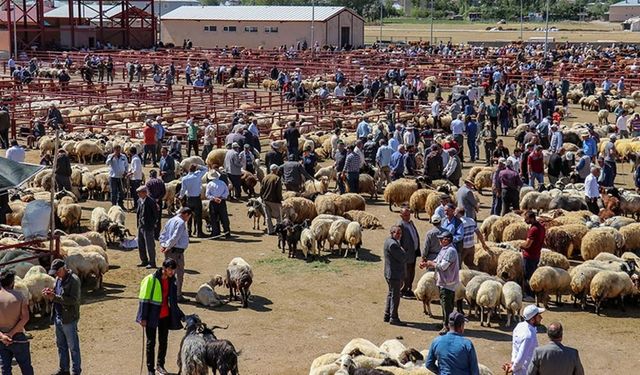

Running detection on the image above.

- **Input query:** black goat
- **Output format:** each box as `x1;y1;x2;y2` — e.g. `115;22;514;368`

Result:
274;220;290;252
177;314;208;375
285;219;309;258
201;324;240;375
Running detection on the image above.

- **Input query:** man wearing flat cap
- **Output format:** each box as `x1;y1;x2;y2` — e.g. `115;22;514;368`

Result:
137;185;159;268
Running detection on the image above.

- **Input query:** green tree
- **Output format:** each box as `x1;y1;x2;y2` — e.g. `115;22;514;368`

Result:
200;0;220;5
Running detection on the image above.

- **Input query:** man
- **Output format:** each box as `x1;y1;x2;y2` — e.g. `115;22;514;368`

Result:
301;147;317;177
354;140;366;169
186;119;199;156
443;148;462;187
528;145;545;189
178;165;207;238
422;215;443;262
631;113;640;137
137;186;159;269
128;147;143;210
55;149;73;192
106;144;129;208
584;166;601;214
431;97;443;129
505;305;545;375
520;211;545;301
136;258;184;375
456;178;478;220
421;231;459;335
520;143;534;185
159;147;176;183
617;111;629;139
549;124;563;153
456;207;490;269
492;138;510;164
527;322;584;375
205;170;231;238
356;116;370;143
43;259;82;375
434;194;450;219
265;142;285;168
154;118;165;164
5;140;24;163
0;108;10;149
334;141;348;194
261;164;283;235
343;145;361;193
500;159;523;215
282;154;313;192
465;115;479;162
602;134;617;187
547;148;564;185
424;144;443;181
0;269;33;375
159;207;192;301
574;150;591;183
146;170;166;239
202;119;216;159
142;119;157;166
582;132;598;160
426;312;480;375
451;114;465;160
383;225;406;326
508;148;522;175
390;144;406;181
398;208;420;298
283;121;300;160
375;139;393;188
224;143;244;200
362;135;378;166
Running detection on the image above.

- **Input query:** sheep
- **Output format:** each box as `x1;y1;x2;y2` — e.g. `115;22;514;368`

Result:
476;279;503;327
383;178;424;211
598;109;609;125
459;269;489;287
502;222;530;242
548;195;588;211
335;193;366;215
342;210;383;229
413;272;439;318
180;156;206;173
305;177;330;194
344;221;363;260
479;215;500;240
496;250;523;283
12;276;31;302
310;218;334;251
378;339;408;363
64;252;108;290
300;228;318;259
80;231;108;250
408;189;436;219
310;353;342;371
544;224;588;257
590;270;637;315
424;192;444;219
22;266;55;315
282;197;318;224
602;216;636;230
621;251;640;266
350;173;377;199
314;166;337;181
341;338;385;359
315;193;340;215
465;274;498;316
163;179;181;215
619;222;640;252
311;354;357;375
225;257;253;308
205;149;228;168
328;220;350;254
529;266;571;308
56;203;82;232
107;205;126;226
501;281;523;326
375;367;432;375
569;264;602;310
489;214;523;242
6;200;26;226
539;250;570;270
473;245;503;275
201;324;240;375
64;244;109;264
352;357;403;371
74;140;105;164
195;275;225;307
473;170;493;194
581;227;624;260
90;206;112;235
520;191;553;213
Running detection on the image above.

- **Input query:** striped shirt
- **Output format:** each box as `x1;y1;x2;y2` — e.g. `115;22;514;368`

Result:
344;152;361;173
461;217;477;249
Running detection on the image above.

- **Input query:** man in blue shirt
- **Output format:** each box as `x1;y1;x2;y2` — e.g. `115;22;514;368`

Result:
356;117;370;142
465;116;479;162
426;311;480;375
376;139;394;187
205;171;231;239
178;164;208;238
390;145;406;181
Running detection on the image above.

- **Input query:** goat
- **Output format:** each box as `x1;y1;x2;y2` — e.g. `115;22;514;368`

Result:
285;219;309;258
177;314;208;375
274;219;291;252
225;258;253;308
201;324;240;375
246;197;266;230
106;223;132;244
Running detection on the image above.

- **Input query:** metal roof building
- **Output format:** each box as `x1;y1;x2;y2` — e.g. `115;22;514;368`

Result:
160;5;364;49
609;0;640;22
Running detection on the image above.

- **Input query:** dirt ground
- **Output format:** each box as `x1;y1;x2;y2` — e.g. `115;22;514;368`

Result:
364;20;640;44
5;101;640;375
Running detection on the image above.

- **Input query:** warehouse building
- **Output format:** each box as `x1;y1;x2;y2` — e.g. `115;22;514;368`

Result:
609;0;640;22
160;5;365;49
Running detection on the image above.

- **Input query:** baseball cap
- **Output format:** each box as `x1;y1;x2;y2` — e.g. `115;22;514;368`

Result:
136;186;148;193
431;215;442;224
437;231;453;240
522;304;545;321
449;311;468;327
49;259;66;276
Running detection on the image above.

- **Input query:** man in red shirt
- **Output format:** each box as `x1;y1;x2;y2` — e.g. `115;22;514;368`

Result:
527;145;545;190
142;119;157;167
520;211;545;302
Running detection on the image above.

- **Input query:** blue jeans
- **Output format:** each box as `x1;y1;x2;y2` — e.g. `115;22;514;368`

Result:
337;176;346;194
55;318;81;374
109;177;124;208
467;140;476;161
347;172;359;193
491;192;502;215
529;172;544;188
0;332;34;375
602;161;616;187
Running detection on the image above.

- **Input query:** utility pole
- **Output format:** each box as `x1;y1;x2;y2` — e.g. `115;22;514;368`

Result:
544;0;550;55
13;5;17;59
311;0;315;55
429;0;434;45
520;0;523;41
379;1;383;42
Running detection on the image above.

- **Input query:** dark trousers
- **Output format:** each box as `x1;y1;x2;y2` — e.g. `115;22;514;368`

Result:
287;147;299;160
228;174;242;199
187;140;198;157
337;177;346;194
155;141;163;162
202;144;213;160
467;139;476;162
439;287;455;327
143;144;156;166
154;200;162;239
110;177;124;207
347;172;359;193
0;332;34;375
384;278;403;320
185;197;203;236
524;257;539;297
491;192;502;215
586;197;599;215
55;174;72;192
484;145;495;166
145;317;169;372
454;134;464;159
138;226;156;266
130;180;142;209
285;181;302;192
402;261;416;294
0;128;8;149
209;200;230;236
502;188;519;215
603;161;616;187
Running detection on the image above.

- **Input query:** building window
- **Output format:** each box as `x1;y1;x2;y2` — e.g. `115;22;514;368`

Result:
204;26;217;32
244;26;258;33
223;26;237;32
265;27;278;33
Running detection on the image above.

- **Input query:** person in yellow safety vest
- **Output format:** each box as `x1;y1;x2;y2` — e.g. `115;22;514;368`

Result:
136;258;185;375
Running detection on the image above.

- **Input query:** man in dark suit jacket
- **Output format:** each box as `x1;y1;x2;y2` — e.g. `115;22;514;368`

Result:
384;225;406;326
137;186;159;268
527;322;584;375
398;207;420;298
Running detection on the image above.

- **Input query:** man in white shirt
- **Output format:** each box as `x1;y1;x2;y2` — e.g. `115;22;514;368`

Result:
202;119;216;159
431;97;443;128
354;140;365;169
159;207;193;302
450;114;465;159
5;140;25;163
106;145;129;208
128;147;143;210
507;148;522;175
333;83;346;98
584;166;601;214
504;305;545;375
616;112;629;138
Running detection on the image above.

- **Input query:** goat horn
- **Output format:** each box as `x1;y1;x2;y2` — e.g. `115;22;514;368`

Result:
210;324;229;330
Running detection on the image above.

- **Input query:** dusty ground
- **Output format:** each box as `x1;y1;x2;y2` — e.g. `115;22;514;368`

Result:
5;101;640;375
365;20;640;44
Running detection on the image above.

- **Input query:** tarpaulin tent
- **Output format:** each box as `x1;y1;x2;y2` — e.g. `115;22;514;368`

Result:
0;157;45;192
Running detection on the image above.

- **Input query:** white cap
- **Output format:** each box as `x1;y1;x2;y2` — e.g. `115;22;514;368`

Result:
522;304;545;321
430;214;442;224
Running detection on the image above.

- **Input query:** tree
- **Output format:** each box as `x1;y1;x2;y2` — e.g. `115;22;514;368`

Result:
200;0;220;5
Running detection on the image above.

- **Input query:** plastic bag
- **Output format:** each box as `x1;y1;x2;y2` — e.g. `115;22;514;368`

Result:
22;200;51;239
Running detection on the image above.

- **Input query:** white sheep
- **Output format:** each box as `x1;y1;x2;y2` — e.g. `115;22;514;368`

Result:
107;205;126;226
299;228;318;259
464;274;496;316
344;221;363;260
12;276;31;303
520;191;553;213
64;252;108;290
501;281;523;326
90;207;111;234
590;270;637;315
340;338;385;359
195;275;224;307
569;264;602;310
529;266;571;308
23;266;55;315
413;272;439;318
476;279;503;327
310;218;334;251
57;203;82;232
328;219;350;254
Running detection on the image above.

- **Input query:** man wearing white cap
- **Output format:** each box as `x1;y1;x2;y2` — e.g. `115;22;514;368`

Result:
505;304;544;375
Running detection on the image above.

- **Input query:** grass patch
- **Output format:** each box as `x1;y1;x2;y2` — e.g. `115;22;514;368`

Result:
255;254;375;275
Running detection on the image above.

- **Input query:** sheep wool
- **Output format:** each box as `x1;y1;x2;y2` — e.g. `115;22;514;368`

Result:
539;250;570;270
528;266;571;308
580;227;623;260
408;189;436;219
502;222;530;242
501;281;523;326
413;272;439;318
590;271;636;315
383;179;421;211
618;223;640;252
282;197;318;224
476;279;503;327
342;210;382;229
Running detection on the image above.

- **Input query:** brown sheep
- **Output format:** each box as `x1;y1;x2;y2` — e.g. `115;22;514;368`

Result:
342;210;383;229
